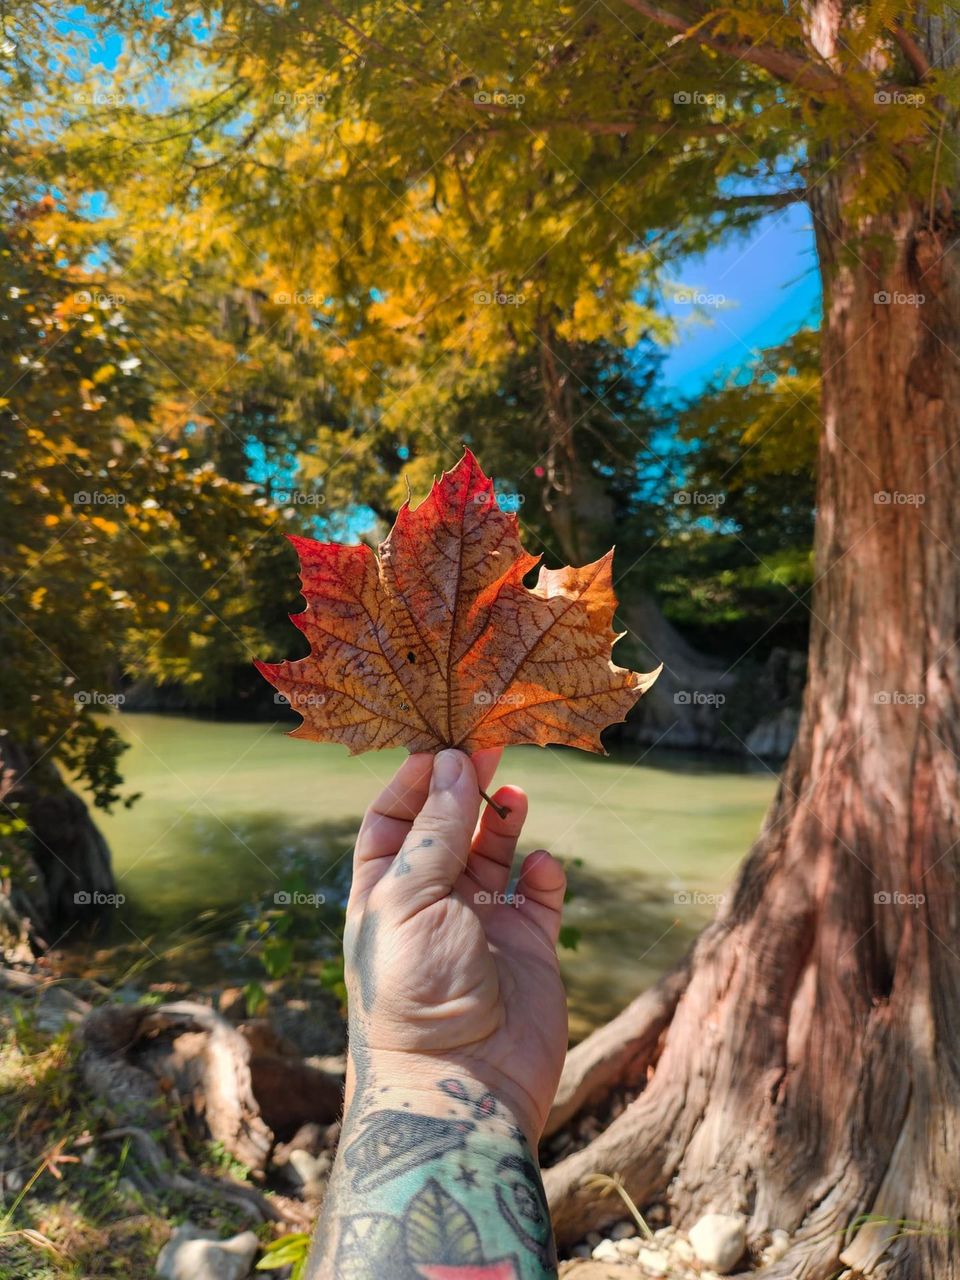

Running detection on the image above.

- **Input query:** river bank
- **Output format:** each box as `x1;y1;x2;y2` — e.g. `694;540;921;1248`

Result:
71;713;776;1041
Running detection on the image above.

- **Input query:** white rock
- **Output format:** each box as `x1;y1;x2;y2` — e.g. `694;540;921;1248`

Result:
592;1239;621;1262
156;1225;258;1280
688;1213;746;1274
654;1225;676;1240
762;1228;791;1264
287;1148;331;1190
611;1219;637;1240
670;1238;695;1263
617;1236;642;1258
637;1246;669;1274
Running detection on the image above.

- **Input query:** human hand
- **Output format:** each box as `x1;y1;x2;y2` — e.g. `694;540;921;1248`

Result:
343;746;568;1144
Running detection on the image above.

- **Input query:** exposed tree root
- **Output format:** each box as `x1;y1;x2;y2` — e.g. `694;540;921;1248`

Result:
545;959;690;1139
100;1126;310;1228
80;997;342;1226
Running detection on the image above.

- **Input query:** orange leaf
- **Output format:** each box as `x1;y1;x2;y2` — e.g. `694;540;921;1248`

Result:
255;451;661;755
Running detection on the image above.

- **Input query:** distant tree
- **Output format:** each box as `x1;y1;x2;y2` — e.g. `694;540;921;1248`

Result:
661;329;819;655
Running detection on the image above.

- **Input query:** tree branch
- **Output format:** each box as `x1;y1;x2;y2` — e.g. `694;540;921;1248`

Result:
474;111;738;138
619;0;842;94
891;20;932;82
714;188;808;209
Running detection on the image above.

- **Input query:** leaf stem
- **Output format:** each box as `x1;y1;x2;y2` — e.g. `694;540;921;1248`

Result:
478;786;510;820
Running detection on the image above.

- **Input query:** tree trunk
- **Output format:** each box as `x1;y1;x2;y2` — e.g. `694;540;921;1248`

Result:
0;739;116;941
543;180;960;1274
535;349;737;752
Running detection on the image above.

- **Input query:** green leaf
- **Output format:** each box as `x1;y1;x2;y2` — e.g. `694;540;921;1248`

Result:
261;937;294;978
257;1234;311;1270
558;924;581;951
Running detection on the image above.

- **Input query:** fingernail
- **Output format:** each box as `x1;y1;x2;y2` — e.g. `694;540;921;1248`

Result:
431;749;464;792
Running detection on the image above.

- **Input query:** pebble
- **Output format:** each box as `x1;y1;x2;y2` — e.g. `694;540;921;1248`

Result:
591;1239;621;1262
671;1237;695;1263
611;1220;637;1240
156;1226;258;1280
637;1246;669;1274
617;1237;642;1258
585;1231;603;1247
287;1148;331;1186
688;1213;746;1274
762;1227;790;1264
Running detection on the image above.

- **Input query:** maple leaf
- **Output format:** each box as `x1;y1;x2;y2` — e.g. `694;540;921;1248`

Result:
255;450;660;755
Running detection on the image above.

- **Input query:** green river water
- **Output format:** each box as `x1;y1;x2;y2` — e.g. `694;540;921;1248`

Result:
76;714;776;1039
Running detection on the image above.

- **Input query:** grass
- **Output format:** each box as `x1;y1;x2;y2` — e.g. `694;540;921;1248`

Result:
0;999;265;1278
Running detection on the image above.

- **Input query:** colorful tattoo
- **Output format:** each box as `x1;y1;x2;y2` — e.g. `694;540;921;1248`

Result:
306;1079;557;1279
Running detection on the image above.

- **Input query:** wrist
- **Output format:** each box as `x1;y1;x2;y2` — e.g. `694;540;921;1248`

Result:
344;1046;544;1148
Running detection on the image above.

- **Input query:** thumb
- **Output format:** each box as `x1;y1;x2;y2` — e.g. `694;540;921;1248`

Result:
384;748;482;913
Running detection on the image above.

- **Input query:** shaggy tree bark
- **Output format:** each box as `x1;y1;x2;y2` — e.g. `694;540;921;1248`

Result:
544;58;960;1280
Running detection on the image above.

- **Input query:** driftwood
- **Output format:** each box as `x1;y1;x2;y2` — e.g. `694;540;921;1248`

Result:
80;998;341;1224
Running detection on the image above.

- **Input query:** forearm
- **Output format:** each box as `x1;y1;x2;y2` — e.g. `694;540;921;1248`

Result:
306;1059;559;1279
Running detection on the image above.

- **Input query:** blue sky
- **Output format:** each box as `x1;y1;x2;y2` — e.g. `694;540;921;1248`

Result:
657;202;820;397
63;5;819;402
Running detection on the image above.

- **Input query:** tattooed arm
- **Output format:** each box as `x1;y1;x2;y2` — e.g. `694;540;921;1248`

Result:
307;748;568;1279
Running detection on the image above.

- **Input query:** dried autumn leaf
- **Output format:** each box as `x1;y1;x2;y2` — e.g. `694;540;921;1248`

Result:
255;451;661;755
